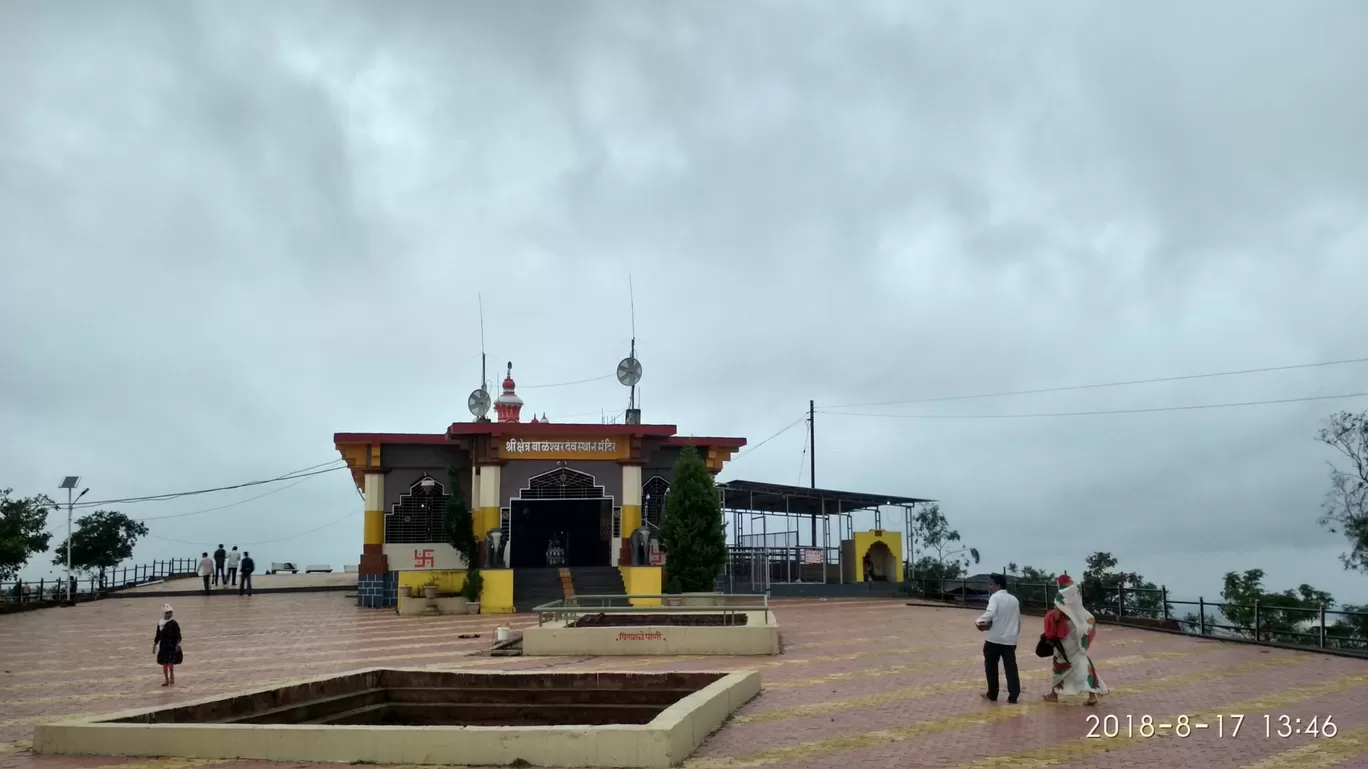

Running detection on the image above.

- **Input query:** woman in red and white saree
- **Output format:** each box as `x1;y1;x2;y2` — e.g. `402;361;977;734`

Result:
1042;574;1108;705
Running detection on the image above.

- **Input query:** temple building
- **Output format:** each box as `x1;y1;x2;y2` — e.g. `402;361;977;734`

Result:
334;363;747;611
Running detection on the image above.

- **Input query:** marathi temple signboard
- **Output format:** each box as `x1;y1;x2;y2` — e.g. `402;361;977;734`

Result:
381;543;467;571
499;437;627;460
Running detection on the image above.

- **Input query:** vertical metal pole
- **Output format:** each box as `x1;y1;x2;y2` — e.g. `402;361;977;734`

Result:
809;400;817;547
785;497;792;583
1319;603;1326;648
65;488;73;606
821;498;829;584
1254;600;1260;641
761;507;769;591
837;499;844;584
1162;586;1169;621
1199;598;1206;635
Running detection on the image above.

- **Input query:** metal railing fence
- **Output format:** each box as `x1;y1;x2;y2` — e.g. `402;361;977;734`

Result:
903;576;1368;655
1;558;199;606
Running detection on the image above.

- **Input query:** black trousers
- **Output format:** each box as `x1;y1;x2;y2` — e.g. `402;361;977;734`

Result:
226;567;238;585
983;641;1020;701
239;573;253;596
201;575;211;594
214;561;226;584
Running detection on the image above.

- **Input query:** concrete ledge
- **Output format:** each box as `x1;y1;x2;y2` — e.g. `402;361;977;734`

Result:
523;610;780;656
32;668;760;769
395;595;469;616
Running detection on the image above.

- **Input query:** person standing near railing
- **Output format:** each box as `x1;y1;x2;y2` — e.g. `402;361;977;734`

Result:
238;551;255;597
225;546;241;586
212;545;227;586
197;552;214;594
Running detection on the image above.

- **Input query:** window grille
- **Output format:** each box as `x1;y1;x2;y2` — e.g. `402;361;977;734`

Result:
643;476;670;528
521;468;606;499
384;477;449;544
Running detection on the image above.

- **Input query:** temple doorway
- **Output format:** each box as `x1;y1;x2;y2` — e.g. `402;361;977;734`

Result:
863;540;896;582
508;468;614;568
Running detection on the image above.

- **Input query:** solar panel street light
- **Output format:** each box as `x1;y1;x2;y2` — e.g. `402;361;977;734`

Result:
57;477;89;607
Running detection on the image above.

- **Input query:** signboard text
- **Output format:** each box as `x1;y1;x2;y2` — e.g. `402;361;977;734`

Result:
504;439;618;454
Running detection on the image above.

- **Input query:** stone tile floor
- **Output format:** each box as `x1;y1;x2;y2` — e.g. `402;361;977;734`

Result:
2;593;1367;769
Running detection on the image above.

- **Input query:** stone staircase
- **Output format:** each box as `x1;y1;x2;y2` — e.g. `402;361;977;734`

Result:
570;567;630;607
512;568;566;613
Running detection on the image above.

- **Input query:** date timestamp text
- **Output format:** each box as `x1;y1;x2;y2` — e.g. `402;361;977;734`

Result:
1086;714;1338;739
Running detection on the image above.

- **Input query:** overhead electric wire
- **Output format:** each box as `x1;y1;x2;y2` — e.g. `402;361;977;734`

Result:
726;416;806;465
818;391;1368;420
821;355;1368;411
71;459;348;509
132;473;325;522
145;510;360;547
520;374;616;389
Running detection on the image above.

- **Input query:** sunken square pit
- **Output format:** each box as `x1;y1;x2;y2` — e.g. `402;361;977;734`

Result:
33;668;761;768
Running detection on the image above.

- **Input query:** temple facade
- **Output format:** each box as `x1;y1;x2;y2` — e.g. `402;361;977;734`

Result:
334;365;746;610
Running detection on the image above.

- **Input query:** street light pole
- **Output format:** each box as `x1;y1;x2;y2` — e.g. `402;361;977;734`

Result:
66;487;72;604
58;476;87;607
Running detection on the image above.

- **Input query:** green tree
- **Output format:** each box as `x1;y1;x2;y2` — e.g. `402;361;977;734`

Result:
0;489;54;581
910;503;980;580
1081;551;1166;620
1317;411;1368;573
1006;563;1059;611
659;446;726;593
440;467;481;601
51;510;148;588
1328;604;1368;650
1219;569;1334;645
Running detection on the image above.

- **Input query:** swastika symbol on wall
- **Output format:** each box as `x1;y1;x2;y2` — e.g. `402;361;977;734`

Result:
413;549;435;568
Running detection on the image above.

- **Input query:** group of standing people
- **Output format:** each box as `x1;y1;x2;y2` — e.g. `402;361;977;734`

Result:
975;572;1109;705
197;545;254;595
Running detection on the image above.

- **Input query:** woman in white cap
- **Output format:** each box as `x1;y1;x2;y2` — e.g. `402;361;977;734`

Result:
154;604;182;686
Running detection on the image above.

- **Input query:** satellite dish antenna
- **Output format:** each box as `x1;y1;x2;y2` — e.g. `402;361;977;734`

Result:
468;387;491;419
616;356;643;387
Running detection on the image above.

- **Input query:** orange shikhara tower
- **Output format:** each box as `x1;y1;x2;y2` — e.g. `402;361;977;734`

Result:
494;362;524;423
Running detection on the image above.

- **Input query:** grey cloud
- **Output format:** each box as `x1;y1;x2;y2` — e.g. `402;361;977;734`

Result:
3;1;1367;600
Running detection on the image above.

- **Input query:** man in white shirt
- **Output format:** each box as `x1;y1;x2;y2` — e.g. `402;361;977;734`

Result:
197;552;214;595
226;546;242;586
975;573;1022;703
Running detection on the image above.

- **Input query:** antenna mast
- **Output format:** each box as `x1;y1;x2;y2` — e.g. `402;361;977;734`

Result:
479;293;488;391
466;294;493;423
616;276;644;424
628;275;637;411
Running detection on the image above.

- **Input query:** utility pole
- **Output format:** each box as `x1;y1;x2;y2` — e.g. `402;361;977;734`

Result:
809;399;817;546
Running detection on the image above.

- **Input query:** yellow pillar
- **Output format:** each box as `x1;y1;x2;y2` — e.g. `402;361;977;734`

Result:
477;463;502;546
363;472;385;547
621;464;642;537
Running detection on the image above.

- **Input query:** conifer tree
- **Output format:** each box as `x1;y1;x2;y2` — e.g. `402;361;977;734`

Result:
659;446;726;593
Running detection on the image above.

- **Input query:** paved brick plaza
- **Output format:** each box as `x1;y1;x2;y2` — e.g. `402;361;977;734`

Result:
3;593;1368;769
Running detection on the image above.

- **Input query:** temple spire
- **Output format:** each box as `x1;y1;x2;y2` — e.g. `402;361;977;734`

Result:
494;361;524;423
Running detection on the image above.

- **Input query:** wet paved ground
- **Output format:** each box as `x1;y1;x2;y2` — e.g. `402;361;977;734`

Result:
3;593;1368;769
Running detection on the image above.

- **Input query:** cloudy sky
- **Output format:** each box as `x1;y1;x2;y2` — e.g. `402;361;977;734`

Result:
3;1;1367;602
